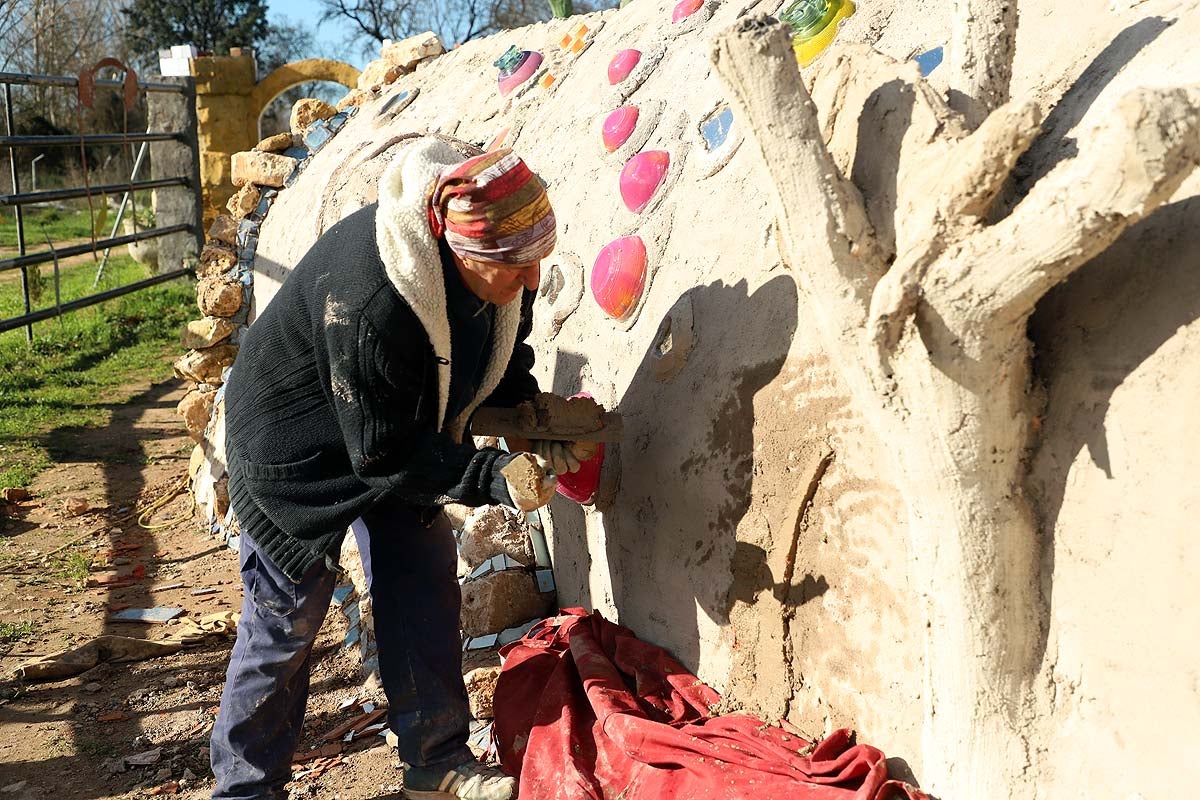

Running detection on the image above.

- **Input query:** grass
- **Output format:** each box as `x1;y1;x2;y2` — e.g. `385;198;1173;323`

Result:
0;255;194;488
0;619;37;645
0;206;98;248
57;551;92;585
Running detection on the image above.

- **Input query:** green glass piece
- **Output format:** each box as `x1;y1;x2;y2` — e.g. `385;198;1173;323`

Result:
494;45;522;71
780;0;840;42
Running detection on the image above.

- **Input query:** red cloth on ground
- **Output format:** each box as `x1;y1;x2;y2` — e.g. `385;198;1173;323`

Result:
494;609;927;800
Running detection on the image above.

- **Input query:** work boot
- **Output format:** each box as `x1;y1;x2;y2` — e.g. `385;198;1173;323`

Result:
402;759;516;800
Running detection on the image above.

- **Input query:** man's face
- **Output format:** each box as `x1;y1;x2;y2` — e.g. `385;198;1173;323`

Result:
456;255;542;305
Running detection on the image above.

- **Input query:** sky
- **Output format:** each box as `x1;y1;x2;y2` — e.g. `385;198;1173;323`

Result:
267;0;367;69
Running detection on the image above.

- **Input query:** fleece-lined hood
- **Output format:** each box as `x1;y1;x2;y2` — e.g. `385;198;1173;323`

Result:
375;138;524;441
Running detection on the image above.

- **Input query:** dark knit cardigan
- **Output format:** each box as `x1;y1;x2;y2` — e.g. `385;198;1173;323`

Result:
225;142;539;581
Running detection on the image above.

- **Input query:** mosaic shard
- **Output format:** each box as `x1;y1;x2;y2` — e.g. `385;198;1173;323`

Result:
607;49;641;85
619;150;670;213
914;46;944;76
672;0;703;22
700;105;734;151
591;235;647;320
602;106;639;152
496;47;544;97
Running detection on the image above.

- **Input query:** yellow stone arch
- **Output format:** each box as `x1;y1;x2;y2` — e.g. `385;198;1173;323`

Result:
249;58;361;118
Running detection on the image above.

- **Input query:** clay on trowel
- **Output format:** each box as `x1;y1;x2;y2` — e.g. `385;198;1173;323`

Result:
472;392;621;442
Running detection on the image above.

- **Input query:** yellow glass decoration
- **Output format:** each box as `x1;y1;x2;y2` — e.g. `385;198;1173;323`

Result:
782;0;856;67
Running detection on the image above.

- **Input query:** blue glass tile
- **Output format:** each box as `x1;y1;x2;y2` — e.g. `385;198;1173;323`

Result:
303;122;333;152
701;105;734;151
377;91;410;117
327;111;351;131
914;46;943;76
282;145;308;160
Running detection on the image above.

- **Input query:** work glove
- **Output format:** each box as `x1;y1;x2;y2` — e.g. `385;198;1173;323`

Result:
530;439;600;474
500;452;558;511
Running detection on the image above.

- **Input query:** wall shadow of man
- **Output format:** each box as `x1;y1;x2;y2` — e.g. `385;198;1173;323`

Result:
579;274;799;671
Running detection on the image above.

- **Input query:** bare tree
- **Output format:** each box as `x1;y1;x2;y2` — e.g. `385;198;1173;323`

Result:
0;0;130;127
320;0;609;57
712;15;1200;799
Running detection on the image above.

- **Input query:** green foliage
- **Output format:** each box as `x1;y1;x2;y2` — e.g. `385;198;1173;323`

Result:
0;620;36;645
0;256;194;487
123;0;271;61
57;552;92;585
549;0;574;17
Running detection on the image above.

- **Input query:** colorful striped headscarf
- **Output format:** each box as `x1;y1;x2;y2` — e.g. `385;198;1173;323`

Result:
428;149;557;265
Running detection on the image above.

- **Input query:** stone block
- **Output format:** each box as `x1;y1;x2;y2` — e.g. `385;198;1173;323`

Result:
357;59;403;91
231;150;297;188
464;666;501;719
197;279;244;317
226;183;262;219
255;132;294;152
460;570;551;637
174;345;238;385
177;388;217;443
460;506;535;569
207;215;238;246
290;98;337;134
197;242;237;277
213;477;230;519
336;89;372;111
181;317;236;349
382;32;445;70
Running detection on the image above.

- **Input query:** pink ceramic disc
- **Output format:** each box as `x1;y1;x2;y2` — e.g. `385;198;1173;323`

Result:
607;49;642;85
555;393;605;504
591;235;648;320
619;150;670;214
672;0;703;22
498;51;543;97
602;106;639;152
486;127;510;152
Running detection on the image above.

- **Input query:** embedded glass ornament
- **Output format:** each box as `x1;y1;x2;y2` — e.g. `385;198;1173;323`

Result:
607;49;642;84
591;235;647;320
781;0;856;66
914;46;944;76
495;46;544;96
672;0;703;22
619;150;670;213
602;106;640;152
700;106;734;151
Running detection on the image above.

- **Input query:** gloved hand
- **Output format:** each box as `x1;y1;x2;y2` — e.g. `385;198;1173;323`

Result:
530;440;599;474
500;452;558;511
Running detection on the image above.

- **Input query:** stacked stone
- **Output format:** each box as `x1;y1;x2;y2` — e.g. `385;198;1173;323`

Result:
457;503;557;722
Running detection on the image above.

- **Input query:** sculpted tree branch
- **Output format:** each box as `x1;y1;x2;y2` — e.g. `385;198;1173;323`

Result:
944;0;1019;127
712;14;1200;799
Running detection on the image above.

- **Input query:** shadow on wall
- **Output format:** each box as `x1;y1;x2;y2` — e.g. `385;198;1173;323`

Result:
585;275;799;669
1029;195;1200;661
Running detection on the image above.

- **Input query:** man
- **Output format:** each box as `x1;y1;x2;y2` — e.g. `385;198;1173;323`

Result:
211;139;587;800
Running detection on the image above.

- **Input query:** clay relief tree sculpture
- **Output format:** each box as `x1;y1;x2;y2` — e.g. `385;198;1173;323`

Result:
712;14;1200;799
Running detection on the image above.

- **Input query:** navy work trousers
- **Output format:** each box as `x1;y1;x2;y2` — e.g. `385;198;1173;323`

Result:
210;501;473;800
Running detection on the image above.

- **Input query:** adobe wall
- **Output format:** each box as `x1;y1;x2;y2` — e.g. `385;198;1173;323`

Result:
191;0;1199;795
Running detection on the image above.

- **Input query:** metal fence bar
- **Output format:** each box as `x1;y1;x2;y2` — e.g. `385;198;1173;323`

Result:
0;223;193;272
1;176;189;207
0;72;187;94
0;132;182;147
0;268;193;335
3;82;32;343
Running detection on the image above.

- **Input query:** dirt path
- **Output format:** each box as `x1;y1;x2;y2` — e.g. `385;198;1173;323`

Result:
0;378;402;799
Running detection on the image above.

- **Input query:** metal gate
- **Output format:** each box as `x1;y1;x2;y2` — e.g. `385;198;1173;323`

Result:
0;64;202;341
